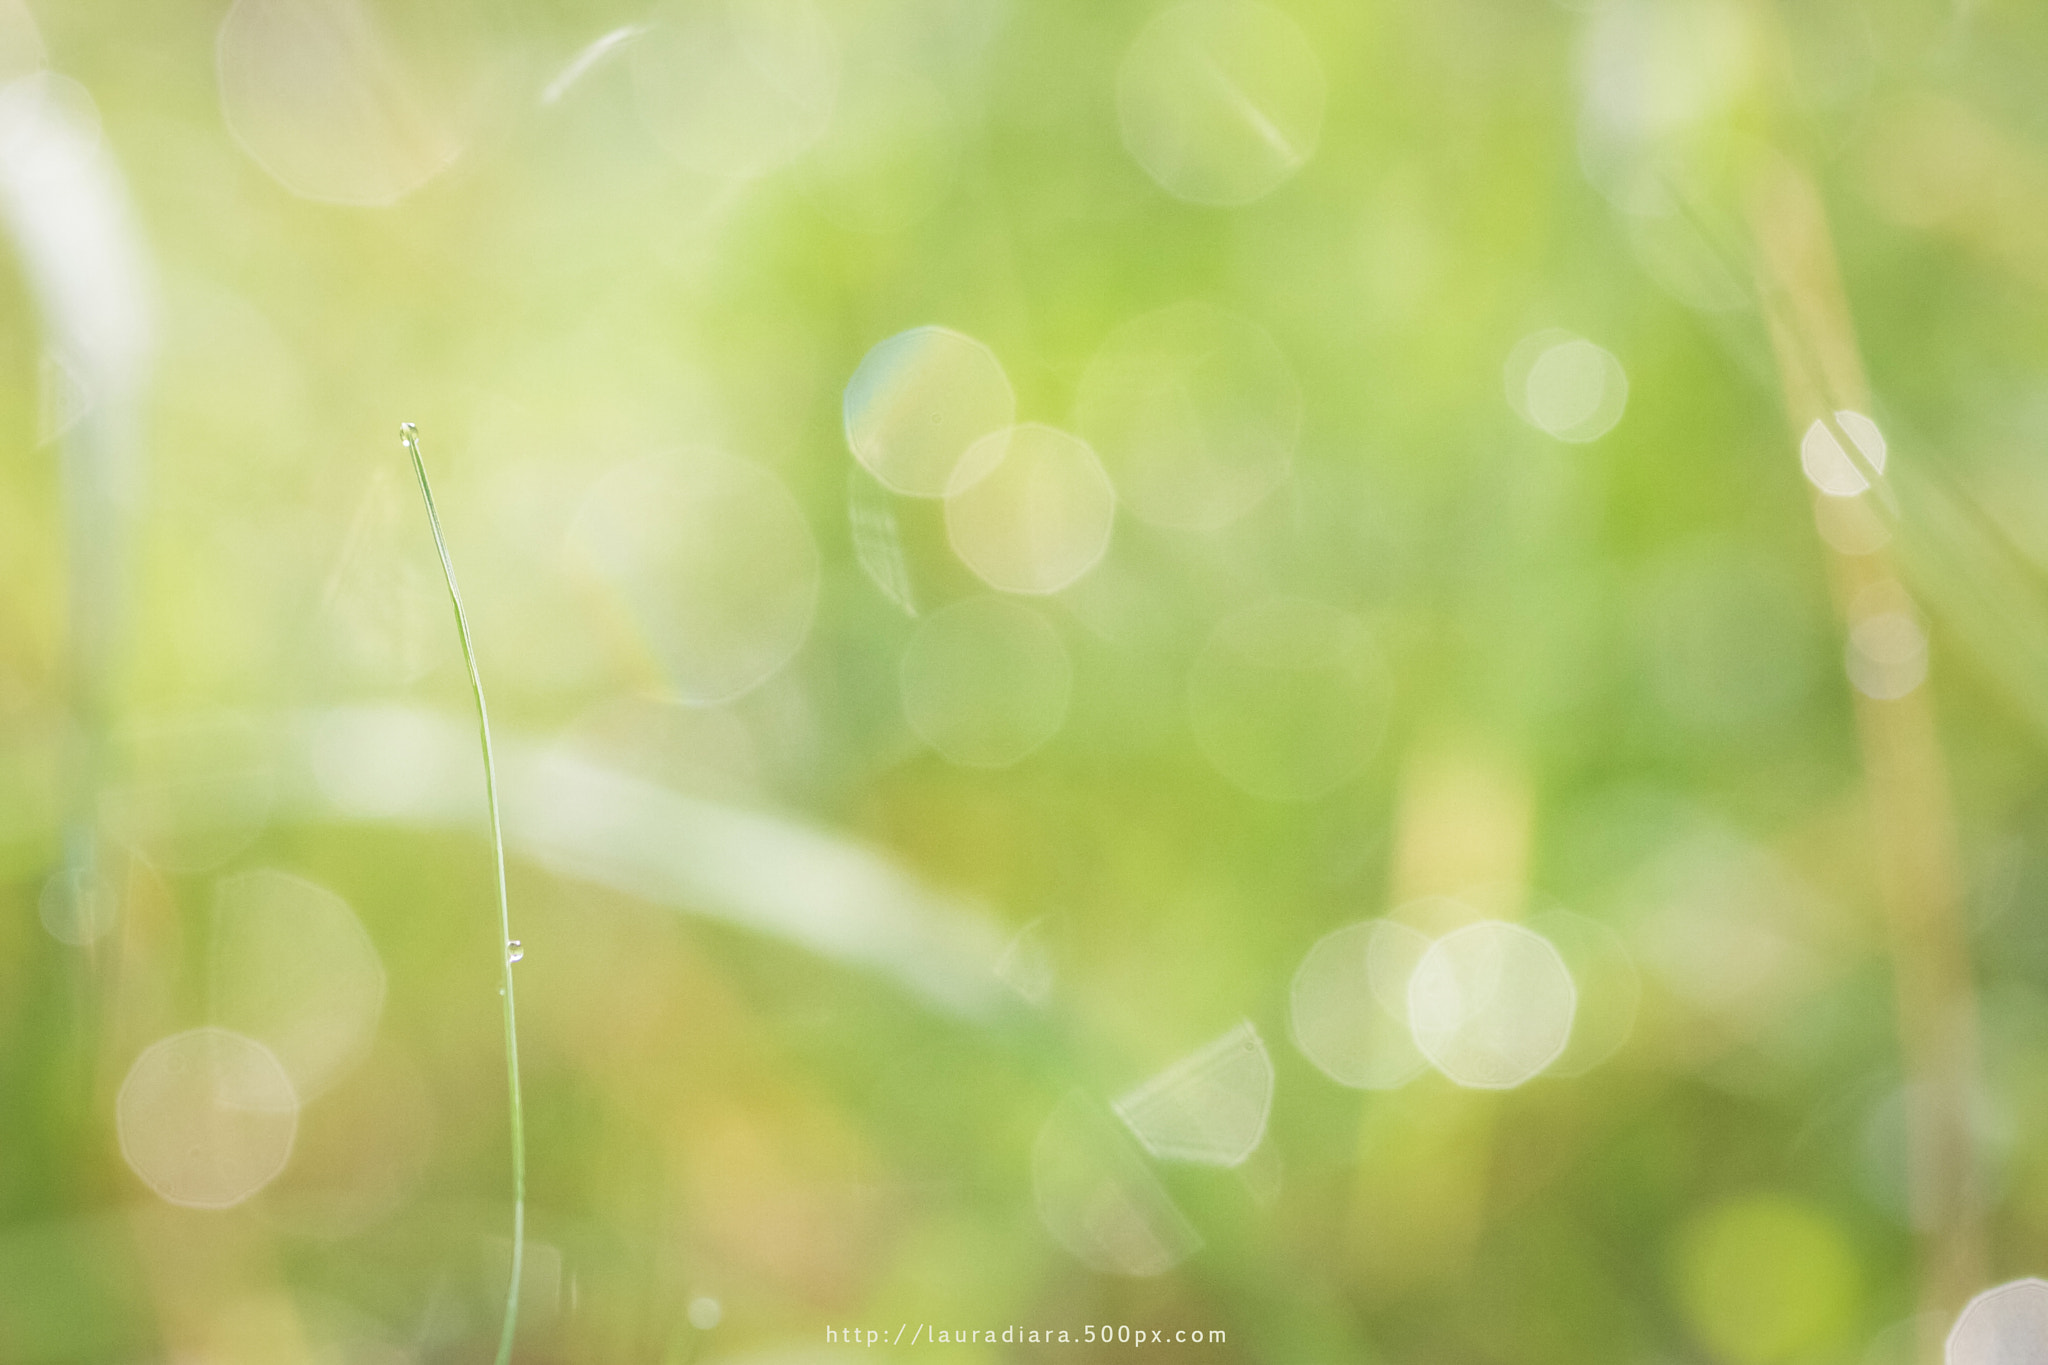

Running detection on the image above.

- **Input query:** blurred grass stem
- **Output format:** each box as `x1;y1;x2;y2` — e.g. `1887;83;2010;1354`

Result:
402;422;526;1365
1748;161;1985;1355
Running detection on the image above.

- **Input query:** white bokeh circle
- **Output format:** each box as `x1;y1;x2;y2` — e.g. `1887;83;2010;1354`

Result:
1407;920;1576;1089
1116;0;1325;206
1073;301;1299;530
117;1026;299;1209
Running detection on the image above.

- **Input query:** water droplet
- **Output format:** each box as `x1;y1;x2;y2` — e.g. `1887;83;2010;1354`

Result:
507;940;524;963
688;1296;723;1331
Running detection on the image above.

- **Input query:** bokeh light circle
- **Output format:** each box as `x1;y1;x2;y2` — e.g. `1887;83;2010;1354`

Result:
38;856;124;946
1505;329;1629;442
1289;918;1431;1090
1113;1021;1274;1167
117;1026;299;1209
1407;919;1575;1089
844;326;1015;498
631;0;839;180
1073;301;1300;530
568;448;820;705
216;0;462;207
1675;1195;1860;1365
1846;582;1927;701
1800;410;1887;497
1116;0;1325;206
107;711;276;873
1186;598;1390;801
944;423;1116;595
1527;908;1640;1076
210;869;386;1101
1947;1279;2048;1365
900;597;1072;768
802;69;958;234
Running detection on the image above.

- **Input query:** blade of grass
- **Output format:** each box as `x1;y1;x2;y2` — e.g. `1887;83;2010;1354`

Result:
401;422;525;1365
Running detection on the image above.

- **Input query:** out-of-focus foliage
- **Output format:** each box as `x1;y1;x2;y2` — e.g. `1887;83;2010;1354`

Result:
5;0;2048;1361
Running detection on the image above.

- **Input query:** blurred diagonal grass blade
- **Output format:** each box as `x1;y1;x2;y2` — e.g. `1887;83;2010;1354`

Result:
299;704;1011;1018
401;423;525;1365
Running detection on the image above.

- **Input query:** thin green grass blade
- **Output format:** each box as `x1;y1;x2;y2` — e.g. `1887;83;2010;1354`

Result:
401;422;525;1365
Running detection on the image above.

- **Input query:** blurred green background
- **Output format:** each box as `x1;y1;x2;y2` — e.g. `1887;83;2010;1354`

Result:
4;0;2048;1360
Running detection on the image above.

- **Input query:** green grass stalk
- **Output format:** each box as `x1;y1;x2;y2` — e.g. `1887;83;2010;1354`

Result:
402;422;526;1365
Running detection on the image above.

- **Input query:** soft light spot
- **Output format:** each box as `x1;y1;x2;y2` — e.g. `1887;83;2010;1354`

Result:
0;72;153;418
899;596;1071;768
801;68;957;234
1407;919;1576;1089
0;1;43;81
322;467;442;685
1113;1021;1274;1167
1813;493;1890;556
1187;598;1390;801
1116;0;1325;207
1032;1092;1201;1277
1526;909;1640;1076
1800;410;1887;496
688;1296;723;1331
1631;828;1822;1034
1581;0;1753;142
1675;1195;1860;1365
1947;1279;2048;1365
559;692;762;800
38;847;133;946
1846;580;1927;700
844;325;1014;498
211;870;385;1100
630;0;838;180
216;0;463;206
106;711;275;873
1639;548;1818;735
1626;204;1750;311
117;1027;298;1209
1072;300;1300;530
944;424;1116;595
311;705;467;819
567;448;820;705
1288;918;1431;1090
1577;0;1754;209
1506;329;1629;442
